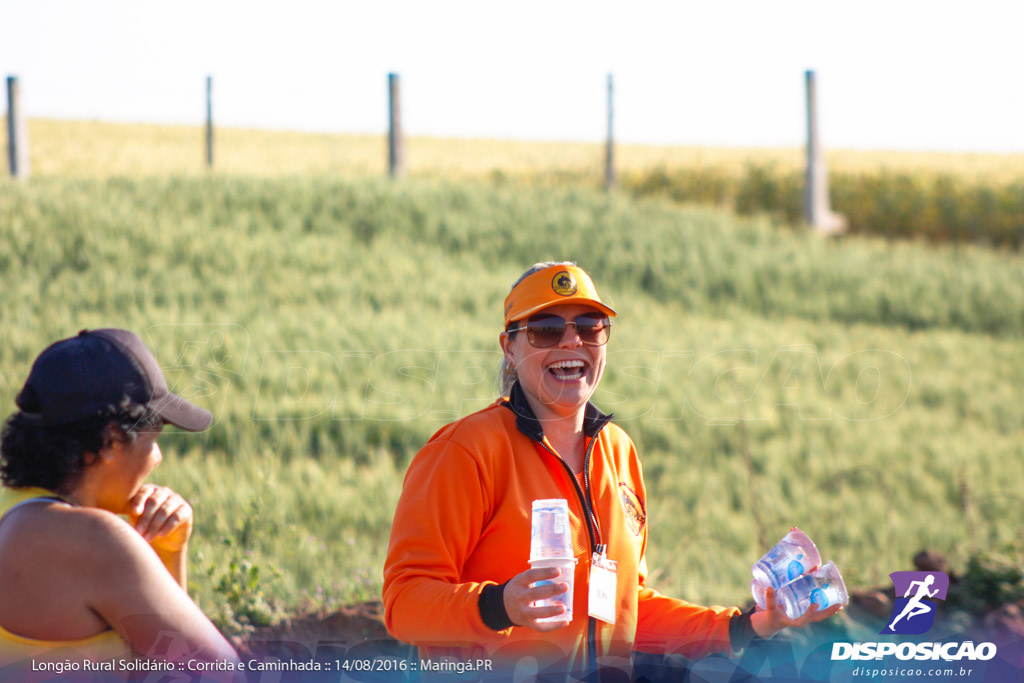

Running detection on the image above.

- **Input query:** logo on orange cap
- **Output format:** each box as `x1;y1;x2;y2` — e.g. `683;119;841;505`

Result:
504;264;616;327
551;271;578;296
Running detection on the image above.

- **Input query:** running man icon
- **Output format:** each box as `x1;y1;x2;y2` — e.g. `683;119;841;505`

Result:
881;571;950;635
889;575;938;630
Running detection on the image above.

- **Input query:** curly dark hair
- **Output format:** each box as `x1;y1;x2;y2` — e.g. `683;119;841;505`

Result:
0;400;164;493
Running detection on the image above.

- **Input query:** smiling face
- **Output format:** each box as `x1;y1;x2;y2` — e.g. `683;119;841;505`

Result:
500;303;608;422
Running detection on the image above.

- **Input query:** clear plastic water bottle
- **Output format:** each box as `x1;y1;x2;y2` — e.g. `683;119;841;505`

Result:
529;499;576;623
751;576;771;611
530;499;573;561
751;527;821;596
775;561;848;618
530;557;578;623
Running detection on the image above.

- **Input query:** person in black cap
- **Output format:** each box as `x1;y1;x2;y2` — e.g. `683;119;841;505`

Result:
0;329;239;671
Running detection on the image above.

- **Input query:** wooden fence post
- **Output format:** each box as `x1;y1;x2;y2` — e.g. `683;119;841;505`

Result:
6;76;30;180
605;73;615;191
804;70;844;234
388;73;404;178
206;76;214;169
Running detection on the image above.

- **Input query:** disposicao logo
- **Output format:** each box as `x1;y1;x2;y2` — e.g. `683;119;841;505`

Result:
831;569;998;663
880;571;949;635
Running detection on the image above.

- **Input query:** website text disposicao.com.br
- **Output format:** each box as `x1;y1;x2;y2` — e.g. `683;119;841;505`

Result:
836;641;996;679
851;665;978;678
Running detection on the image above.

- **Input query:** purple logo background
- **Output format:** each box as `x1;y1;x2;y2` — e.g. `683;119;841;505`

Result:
890;571;949;600
880;571;949;635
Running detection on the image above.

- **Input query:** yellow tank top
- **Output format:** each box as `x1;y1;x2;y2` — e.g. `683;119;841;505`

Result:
0;487;132;668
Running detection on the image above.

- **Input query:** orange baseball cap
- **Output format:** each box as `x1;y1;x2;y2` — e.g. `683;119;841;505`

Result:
503;264;617;327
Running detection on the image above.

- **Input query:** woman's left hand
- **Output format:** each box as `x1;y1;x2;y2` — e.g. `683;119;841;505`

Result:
128;484;194;555
750;586;843;638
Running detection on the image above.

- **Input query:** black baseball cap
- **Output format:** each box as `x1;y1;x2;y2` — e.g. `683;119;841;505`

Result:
14;329;212;431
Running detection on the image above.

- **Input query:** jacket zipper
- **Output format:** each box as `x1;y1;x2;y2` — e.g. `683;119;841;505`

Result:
538;434;604;676
538;436;603;551
581;436;602;549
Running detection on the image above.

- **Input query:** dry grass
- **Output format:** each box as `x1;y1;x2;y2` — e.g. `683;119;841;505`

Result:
6;117;1024;180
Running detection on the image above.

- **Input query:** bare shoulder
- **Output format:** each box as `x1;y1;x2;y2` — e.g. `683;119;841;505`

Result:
0;503;165;632
3;503;152;569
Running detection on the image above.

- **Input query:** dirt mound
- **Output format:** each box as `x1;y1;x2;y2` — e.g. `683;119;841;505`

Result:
236;601;399;662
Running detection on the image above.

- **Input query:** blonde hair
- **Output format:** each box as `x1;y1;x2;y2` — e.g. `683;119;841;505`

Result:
499;261;577;396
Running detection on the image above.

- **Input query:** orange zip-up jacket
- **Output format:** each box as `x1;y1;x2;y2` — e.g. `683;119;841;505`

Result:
383;384;748;675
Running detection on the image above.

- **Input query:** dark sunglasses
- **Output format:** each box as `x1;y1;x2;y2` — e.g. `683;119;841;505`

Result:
507;313;612;348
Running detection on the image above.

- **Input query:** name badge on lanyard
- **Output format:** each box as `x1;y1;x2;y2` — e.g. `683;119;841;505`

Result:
588;546;618;624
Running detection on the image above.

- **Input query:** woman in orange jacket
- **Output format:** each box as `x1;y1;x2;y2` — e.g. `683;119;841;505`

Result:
383;262;840;679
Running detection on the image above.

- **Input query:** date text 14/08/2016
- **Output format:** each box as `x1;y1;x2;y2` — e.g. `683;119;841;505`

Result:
30;658;496;676
339;658;495;674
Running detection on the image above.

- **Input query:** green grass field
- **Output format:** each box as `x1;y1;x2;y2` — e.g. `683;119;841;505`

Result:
1;124;1022;635
14;118;1024;248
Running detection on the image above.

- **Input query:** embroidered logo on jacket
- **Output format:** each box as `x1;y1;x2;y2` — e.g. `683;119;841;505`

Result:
618;483;646;536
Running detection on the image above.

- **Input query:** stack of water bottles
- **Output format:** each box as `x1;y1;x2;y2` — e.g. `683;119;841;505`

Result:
750;527;849;618
529;499;578;622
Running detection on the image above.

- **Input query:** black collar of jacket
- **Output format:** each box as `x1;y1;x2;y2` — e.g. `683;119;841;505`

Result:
502;381;613;442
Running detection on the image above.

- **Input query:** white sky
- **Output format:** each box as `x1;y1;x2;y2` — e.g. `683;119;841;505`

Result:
3;0;1024;152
